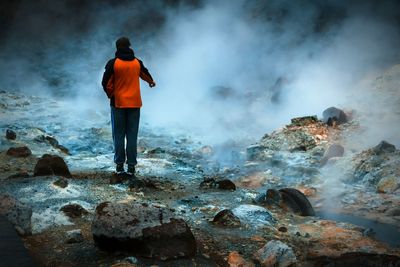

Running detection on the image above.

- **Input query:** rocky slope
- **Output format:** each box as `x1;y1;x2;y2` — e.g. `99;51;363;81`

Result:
0;66;400;266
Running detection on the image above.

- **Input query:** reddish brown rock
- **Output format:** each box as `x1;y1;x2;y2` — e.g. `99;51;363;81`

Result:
92;202;197;260
6;146;31;157
34;154;71;177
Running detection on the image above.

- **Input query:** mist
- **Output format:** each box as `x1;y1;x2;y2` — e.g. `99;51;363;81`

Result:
1;0;400;147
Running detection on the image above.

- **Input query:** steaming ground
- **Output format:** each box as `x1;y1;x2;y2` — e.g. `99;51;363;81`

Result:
1;0;400;148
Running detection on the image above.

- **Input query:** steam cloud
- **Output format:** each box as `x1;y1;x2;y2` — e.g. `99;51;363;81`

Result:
1;0;399;147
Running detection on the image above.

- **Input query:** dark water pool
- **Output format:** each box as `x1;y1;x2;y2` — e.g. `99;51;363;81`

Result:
317;212;400;247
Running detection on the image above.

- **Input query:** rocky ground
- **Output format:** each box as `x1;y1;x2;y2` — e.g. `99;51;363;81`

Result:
0;66;400;267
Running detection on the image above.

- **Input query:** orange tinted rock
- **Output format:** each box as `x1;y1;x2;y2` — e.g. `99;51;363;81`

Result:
227;251;255;267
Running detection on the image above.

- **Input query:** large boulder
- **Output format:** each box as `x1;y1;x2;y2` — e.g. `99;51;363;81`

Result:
92;202;197;260
254;240;297;267
322;107;348;126
34;154;71;177
6;146;32;157
0;194;32;235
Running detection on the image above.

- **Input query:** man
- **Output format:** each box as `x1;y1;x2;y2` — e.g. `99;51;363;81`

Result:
101;37;155;179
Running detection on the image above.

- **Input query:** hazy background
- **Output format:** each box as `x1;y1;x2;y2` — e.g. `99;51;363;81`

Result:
1;0;399;147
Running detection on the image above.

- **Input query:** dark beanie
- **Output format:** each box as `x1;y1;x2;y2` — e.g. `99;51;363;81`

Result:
116;37;131;49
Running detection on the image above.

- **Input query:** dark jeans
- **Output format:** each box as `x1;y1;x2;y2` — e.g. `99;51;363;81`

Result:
110;106;140;166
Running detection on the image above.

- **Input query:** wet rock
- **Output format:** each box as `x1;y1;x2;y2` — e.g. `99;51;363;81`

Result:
6;129;16;140
290;116;318;126
53;177;68;188
34;154;71;177
322;107;348;126
212;209;241;227
6;146;32;157
373;140;396;155
320;144;345;166
45;135;70;154
92;201;197;260
66;229;84;243
7;171;30;179
376;176;399;193
60;204;88;218
279;188;315;216
254;240;297;267
227;251;255;267
0;194;32;235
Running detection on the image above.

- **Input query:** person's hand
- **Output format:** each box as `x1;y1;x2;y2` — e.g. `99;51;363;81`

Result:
149;81;156;87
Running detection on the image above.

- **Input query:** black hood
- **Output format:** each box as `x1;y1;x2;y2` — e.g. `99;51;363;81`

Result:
115;47;135;61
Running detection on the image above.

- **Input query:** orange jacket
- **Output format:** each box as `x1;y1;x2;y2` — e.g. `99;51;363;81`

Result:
101;48;154;108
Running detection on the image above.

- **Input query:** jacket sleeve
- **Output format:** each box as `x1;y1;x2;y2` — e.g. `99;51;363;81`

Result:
138;59;154;84
101;59;115;98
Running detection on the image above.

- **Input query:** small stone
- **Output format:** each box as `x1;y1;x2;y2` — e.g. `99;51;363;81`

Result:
6;146;32;157
60;204;89;218
53;177;68;188
278;226;287;232
66;229;84;243
7;171;30;179
216;179;236;191
6;129;16;140
386;207;400;216
212;209;241;227
254;240;297;267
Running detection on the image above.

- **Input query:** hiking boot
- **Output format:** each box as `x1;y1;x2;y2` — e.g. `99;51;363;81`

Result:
127;165;135;176
116;163;125;175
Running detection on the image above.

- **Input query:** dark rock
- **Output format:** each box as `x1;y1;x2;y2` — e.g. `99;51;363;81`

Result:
278;226;288;232
216;179;236;191
212;209;241;227
66;229;84;243
322;107;348;126
7;171;30;179
320;144;345;166
6;129;16;140
290;116;318;126
110;174;125;184
34;154;71;177
372;140;396;155
0;194;32;235
92;202;197;260
6;146;32;157
53;177;68;188
60;204;88;218
279;188;315;216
